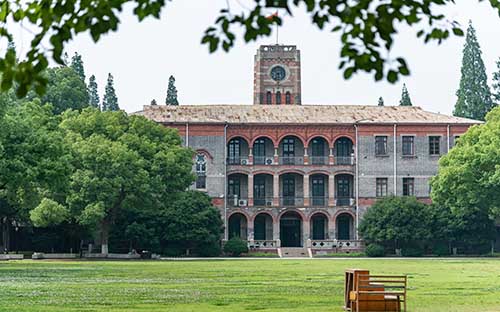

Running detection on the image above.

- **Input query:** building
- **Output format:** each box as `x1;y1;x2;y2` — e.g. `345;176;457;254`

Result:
138;45;480;254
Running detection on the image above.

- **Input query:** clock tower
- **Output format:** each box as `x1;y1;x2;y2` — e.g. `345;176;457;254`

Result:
253;44;302;105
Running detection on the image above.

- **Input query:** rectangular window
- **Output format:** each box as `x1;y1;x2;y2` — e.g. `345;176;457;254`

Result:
376;178;388;197
454;135;460;146
228;178;240;197
375;136;388;156
196;175;206;189
429;136;440;155
403;177;414;196
402;136;415;156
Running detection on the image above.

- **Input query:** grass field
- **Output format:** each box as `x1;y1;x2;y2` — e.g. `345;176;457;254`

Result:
1;259;500;312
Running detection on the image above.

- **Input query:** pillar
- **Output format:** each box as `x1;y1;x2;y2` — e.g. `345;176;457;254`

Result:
303;174;310;206
328;174;335;207
328;147;334;165
248;147;253;165
302;218;310;246
303;147;309;165
329;216;336;240
273;219;280;241
273;147;279;165
273;174;279;206
248;174;254;207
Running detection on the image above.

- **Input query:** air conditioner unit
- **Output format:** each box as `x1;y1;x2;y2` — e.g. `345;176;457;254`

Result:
238;199;248;206
240;158;248;165
266;200;273;206
233;195;239;206
349;198;355;206
265;157;274;165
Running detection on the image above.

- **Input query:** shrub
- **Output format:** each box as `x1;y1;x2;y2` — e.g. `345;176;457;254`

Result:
196;240;221;257
365;244;385;257
223;238;248;256
401;245;424;257
432;243;450;256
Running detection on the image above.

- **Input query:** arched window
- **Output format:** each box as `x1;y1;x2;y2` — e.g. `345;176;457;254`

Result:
195;153;207;189
285;92;291;104
276;91;282;104
228;138;241;164
266;91;272;104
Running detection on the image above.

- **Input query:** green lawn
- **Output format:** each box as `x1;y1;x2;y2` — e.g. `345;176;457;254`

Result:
1;259;500;311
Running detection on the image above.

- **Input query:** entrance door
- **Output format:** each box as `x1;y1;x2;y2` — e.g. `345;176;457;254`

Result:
282;138;295;164
337;215;351;240
312;217;326;240
254;214;266;240
312;176;325;206
254;176;266;206
282;175;295;206
280;215;302;247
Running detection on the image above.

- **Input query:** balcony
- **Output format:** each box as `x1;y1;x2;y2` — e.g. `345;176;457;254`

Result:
280;196;305;206
309;156;329;165
228;195;249;207
335;197;355;206
335;156;355;165
311;196;328;206
279;156;304;165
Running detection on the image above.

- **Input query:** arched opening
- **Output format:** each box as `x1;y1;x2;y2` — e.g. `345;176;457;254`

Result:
280;211;303;247
336;213;354;240
308;137;329;165
266;91;272;104
254;213;273;240
252;137;274;165
227;137;249;165
228;213;248;240
335;174;354;206
310;174;328;206
227;173;248;206
280;173;304;206
279;135;304;165
276;91;282;104
285;91;291;104
311;213;328;240
334;137;354;165
253;173;273;206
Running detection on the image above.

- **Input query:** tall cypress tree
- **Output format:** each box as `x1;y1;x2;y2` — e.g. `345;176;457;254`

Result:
399;84;412;106
454;22;494;121
378;97;384;106
88;75;100;109
492;58;500;106
165;75;179;105
70;52;85;82
102;73;119;111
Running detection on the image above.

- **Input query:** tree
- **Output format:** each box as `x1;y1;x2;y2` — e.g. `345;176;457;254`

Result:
70;52;86;82
88;75;100;109
453;23;495;121
378;97;384;106
102;73;119;111
493;58;500;106
3;1;500;96
151;99;157;106
0;101;71;251
359;196;438;252
46;109;194;254
162;191;223;256
431;107;500;246
399;84;413;106
26;66;89;115
165;76;179;105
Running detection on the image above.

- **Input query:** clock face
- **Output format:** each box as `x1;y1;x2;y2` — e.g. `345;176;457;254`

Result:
270;65;286;81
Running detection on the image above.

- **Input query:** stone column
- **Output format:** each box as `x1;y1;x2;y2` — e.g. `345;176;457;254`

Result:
273;147;279;165
302;218;310;247
273;219;280;241
328;174;335;207
248;147;253;165
303;174;310;207
328;147;335;165
329;216;336;240
303;147;309;165
248;218;254;241
273;174;280;206
248;174;254;207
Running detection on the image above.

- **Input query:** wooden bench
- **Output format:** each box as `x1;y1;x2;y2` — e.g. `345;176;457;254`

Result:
344;269;407;312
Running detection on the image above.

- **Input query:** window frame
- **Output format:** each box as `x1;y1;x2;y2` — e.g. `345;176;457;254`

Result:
195;153;207;189
375;135;388;156
376;178;388;197
428;136;440;156
402;135;415;156
402;177;415;196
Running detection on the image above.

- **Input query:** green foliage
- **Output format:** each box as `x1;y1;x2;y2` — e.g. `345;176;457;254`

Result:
433;243;450;256
399;84;413;106
151;99;157;105
3;1;500;96
431;107;500;244
401;245;424;257
365;244;385;257
27;67;89;115
70;52;85;82
102;73;119;111
454;23;495;121
88;75;100;109
493;58;500;106
30;198;69;227
377;97;384;106
223;237;248;256
165;75;179;105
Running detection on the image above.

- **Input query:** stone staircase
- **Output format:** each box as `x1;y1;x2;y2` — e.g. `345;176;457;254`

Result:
279;247;311;258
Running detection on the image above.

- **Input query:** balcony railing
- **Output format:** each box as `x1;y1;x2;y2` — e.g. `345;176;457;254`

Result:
309;156;329;165
280;196;304;206
279;156;304;165
335;197;355;206
227;157;250;165
311;196;328;206
335;156;355;165
253;196;274;207
227;195;249;207
253;156;275;165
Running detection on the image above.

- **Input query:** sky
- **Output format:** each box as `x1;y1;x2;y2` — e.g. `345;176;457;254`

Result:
12;1;500;114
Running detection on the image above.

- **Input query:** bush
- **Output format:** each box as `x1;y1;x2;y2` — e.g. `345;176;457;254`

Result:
196;240;221;257
401;245;424;257
365;244;385;257
223;238;248;256
432;243;450;256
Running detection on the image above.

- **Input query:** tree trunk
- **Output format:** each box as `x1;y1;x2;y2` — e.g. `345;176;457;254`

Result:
100;221;110;255
1;218;10;253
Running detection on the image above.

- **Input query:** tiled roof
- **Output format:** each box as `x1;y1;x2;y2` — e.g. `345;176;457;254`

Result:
136;104;481;125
